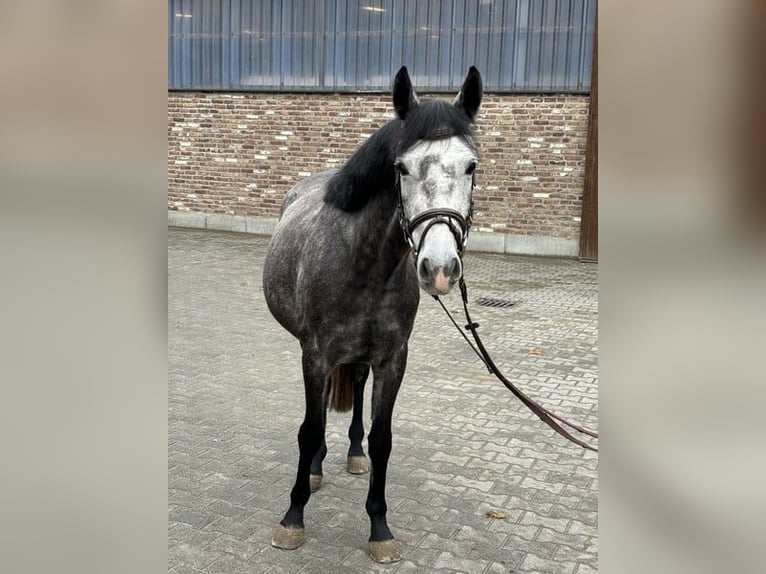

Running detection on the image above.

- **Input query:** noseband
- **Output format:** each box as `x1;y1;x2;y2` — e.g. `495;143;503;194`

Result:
395;170;475;258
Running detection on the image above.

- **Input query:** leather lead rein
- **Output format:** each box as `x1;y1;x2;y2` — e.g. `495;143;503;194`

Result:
435;278;599;452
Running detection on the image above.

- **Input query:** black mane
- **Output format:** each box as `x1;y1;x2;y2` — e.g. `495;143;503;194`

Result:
324;100;475;212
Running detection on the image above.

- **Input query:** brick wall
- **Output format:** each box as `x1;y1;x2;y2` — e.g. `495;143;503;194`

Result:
168;91;589;240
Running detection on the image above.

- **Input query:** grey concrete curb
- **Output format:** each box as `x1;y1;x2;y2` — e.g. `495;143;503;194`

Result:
168;210;279;236
168;210;578;257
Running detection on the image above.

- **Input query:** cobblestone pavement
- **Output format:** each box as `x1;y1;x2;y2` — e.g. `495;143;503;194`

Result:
168;228;598;574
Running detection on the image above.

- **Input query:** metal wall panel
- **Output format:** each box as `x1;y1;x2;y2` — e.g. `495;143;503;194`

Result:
168;0;595;92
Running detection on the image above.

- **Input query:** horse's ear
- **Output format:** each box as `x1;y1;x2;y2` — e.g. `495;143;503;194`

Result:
454;66;483;121
393;66;419;120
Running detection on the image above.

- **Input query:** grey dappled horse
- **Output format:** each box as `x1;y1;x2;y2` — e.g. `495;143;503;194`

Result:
263;66;483;563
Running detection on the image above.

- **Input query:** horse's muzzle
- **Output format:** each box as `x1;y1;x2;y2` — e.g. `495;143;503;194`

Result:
418;255;462;295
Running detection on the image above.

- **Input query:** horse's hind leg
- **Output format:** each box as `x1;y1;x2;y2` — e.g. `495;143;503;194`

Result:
365;347;407;563
271;352;327;551
309;437;327;493
347;364;370;475
309;384;332;492
309;363;368;491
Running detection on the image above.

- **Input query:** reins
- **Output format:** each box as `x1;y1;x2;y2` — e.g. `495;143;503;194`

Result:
433;279;599;452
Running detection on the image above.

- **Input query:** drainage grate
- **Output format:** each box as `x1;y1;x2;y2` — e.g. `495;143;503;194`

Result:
475;297;515;309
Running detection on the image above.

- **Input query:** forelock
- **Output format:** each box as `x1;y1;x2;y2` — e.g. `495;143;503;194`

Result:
397;100;475;154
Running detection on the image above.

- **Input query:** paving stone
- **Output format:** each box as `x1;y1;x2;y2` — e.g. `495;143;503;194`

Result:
419;532;479;556
395;497;449;520
339;548;405;572
395;544;440;568
403;514;461;539
202;515;265;541
204;553;266;574
432;550;490;574
167;539;224;571
520;552;577;574
169;507;218;530
168;565;206;574
567;520;598;538
574;562;599;574
203;532;264;562
396;560;430;573
535;527;594;553
168;228;598;573
520;511;570;533
491;521;540;542
168;523;221;550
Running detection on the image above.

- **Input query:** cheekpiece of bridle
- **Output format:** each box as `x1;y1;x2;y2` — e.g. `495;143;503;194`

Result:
395;133;475;258
396;175;475;258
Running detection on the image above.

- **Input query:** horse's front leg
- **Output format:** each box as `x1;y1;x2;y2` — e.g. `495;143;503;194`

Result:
365;346;407;563
271;352;327;550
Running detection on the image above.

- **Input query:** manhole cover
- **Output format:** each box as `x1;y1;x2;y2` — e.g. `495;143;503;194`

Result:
475;297;515;309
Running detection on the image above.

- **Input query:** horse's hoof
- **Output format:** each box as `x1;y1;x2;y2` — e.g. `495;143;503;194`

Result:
368;539;402;563
271;524;305;550
310;474;322;493
347;455;369;475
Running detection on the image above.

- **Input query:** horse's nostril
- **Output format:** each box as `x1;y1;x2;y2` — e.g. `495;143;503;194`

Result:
447;257;461;280
418;258;431;281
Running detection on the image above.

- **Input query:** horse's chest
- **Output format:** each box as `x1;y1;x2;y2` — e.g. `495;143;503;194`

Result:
319;285;418;364
351;289;414;335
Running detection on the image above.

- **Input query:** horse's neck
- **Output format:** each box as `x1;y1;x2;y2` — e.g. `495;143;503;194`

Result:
353;188;409;271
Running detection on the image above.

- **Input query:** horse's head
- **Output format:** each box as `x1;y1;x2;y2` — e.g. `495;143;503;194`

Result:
393;66;483;296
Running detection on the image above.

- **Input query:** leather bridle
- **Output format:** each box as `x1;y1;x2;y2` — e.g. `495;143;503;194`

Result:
395;168;475;258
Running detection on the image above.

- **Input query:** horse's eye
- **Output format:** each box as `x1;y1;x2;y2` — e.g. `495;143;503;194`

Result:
396;162;410;176
465;162;477;175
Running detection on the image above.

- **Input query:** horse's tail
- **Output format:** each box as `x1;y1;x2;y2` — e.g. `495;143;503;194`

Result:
328;365;355;412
